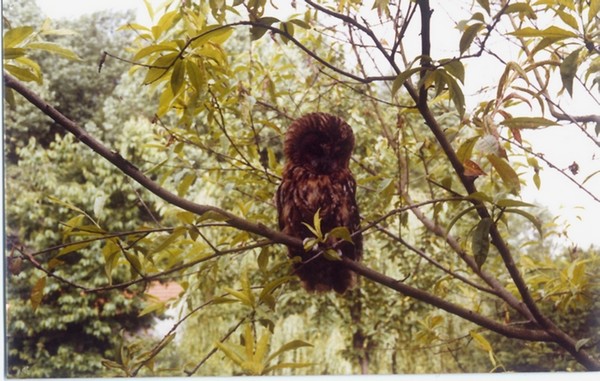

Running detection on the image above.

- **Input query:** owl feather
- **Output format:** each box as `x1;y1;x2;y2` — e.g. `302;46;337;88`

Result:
276;113;362;293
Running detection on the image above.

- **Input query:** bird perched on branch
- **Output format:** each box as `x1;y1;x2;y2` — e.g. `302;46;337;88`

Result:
276;112;362;293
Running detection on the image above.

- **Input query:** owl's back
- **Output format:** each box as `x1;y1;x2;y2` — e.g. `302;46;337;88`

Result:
277;161;362;293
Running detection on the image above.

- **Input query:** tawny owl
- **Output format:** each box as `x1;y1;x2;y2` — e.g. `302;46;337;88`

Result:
276;112;362;293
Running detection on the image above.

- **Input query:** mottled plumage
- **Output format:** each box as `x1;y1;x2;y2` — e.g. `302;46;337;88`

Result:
276;113;362;293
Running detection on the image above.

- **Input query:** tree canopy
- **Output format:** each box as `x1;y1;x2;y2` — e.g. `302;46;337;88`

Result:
3;0;599;376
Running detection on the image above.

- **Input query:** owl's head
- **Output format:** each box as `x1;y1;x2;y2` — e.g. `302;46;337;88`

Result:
284;113;355;174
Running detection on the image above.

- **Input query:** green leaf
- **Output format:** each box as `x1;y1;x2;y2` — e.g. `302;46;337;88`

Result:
301;209;323;239
303;238;318;251
560;48;581;97
446;205;478;237
143;52;179;84
556;8;579;30
443;71;466;117
31;276;46;311
460;22;484;54
509;26;577;39
4;63;41;83
582;169;600;185
467;191;494;203
495;199;536;208
25;42;81;60
323;249;342;261
475;0;490;14
391;67;421;96
505;3;537;19
326;226;354;243
266;340;313;363
504;208;543;237
3;47;27;59
216;342;245;366
500;117;557;129
197;209;230;222
289;18;311;29
253;330;271;363
441;59;465;83
133;43;178;61
576;338;591;352
3;26;34;48
177;172;196;196
102;239;120;284
154;10;180;39
590;0;600;22
139;299;166;317
470;330;493;352
57;240;92;257
259;276;294;300
4;87;16;109
471;218;492;269
533;172;541;189
153;226;186;253
487;154;521;194
186;59;205;92
223;287;254;307
456;136;479;162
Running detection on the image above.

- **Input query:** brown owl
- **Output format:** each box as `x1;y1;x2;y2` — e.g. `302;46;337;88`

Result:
276;112;362;293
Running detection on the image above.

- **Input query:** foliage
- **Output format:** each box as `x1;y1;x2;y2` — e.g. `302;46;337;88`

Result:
4;0;600;377
4;2;156;377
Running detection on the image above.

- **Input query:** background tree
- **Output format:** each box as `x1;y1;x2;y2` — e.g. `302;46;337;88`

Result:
4;2;158;377
4;0;599;376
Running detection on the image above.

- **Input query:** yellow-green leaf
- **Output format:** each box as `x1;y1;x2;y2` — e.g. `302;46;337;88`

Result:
224;287;254;306
327;226;354;243
133;43;178;61
487;154;521;193
31;276;46;311
470;331;493;352
510;26;577;39
504;208;543;237
560;48;581;97
500;117;557;129
139;299;166;317
153;227;186;253
3;26;34;48
590;0;600;22
4;63;41;83
456;136;479;162
472;217;492;269
476;0;490;14
26;42;80;60
495;199;536;208
324;249;342;261
216;342;245;366
57;240;92;257
441;59;465;83
3;47;27;60
266;340;313;364
460;22;484;54
505;3;537;19
391;67;421;96
186;59;205;92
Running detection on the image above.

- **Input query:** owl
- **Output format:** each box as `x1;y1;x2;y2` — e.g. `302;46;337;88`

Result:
276;112;363;293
